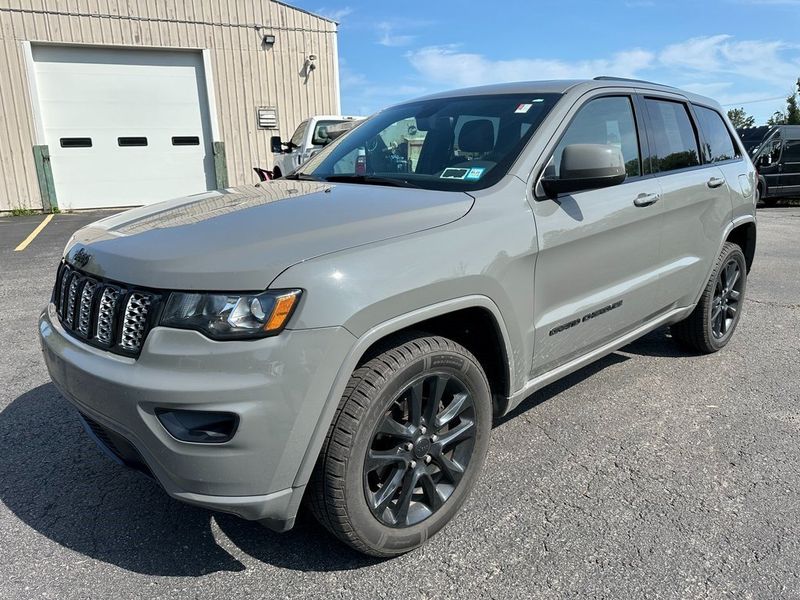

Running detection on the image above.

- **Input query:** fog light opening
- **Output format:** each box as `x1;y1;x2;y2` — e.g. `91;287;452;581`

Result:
156;409;239;444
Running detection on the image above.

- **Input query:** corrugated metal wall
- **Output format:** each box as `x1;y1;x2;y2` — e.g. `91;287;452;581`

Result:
0;0;339;212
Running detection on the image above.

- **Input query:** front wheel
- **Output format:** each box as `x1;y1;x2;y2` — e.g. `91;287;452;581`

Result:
308;334;492;557
671;242;747;353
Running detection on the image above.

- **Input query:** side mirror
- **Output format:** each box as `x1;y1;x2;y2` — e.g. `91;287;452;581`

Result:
757;154;772;167
541;144;627;196
270;136;284;154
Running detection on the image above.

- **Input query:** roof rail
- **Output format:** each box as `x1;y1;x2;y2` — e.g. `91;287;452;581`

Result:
593;76;676;88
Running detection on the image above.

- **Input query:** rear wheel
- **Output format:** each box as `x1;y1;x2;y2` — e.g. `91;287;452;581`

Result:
308;334;492;557
671;242;747;353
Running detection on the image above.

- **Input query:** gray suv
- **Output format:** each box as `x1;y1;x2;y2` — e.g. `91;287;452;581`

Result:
39;77;757;557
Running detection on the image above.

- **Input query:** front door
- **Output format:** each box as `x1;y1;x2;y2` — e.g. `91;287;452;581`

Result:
758;134;783;196
779;138;800;195
531;94;664;376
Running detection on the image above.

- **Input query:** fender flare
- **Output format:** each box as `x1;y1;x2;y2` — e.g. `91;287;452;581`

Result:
291;294;516;489
691;214;756;307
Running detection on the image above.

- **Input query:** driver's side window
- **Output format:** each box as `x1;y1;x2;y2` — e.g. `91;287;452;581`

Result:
768;137;783;163
549;96;641;178
289;121;308;148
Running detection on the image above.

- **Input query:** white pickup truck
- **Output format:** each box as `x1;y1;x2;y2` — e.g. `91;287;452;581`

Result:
270;115;363;178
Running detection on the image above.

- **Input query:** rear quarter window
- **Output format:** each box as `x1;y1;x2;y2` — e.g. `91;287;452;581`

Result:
694;105;739;163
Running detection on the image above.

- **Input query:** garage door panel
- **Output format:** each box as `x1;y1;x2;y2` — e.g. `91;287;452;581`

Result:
32;45;215;210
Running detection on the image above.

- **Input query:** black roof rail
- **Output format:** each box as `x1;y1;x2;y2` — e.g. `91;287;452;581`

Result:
593;76;676;88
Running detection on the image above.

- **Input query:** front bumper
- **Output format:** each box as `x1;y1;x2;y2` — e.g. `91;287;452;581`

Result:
39;303;355;529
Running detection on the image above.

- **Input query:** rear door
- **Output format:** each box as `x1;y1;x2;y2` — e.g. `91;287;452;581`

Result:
779;136;800;195
530;93;664;376
643;96;733;309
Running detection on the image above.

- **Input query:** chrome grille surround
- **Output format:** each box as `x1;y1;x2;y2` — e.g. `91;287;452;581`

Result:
52;263;159;357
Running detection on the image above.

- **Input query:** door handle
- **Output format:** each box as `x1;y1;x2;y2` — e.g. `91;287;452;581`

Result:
707;177;725;188
634;192;660;207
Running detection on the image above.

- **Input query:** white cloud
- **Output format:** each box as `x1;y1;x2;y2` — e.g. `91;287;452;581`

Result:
377;22;415;47
314;6;353;22
659;35;800;86
406;45;654;87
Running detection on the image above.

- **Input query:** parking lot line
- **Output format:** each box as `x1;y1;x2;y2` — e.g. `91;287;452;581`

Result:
14;214;53;252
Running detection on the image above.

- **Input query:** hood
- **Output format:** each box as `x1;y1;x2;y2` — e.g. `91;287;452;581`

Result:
64;180;474;290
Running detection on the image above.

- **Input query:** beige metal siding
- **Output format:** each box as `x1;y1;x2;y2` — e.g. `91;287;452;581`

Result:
0;0;339;212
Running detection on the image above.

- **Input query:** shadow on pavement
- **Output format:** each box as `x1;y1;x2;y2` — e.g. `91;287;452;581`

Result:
1;328;683;575
0;384;376;576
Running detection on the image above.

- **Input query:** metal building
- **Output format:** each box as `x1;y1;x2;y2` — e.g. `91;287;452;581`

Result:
0;0;340;212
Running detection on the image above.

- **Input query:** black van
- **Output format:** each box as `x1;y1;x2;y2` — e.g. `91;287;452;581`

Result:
753;125;800;206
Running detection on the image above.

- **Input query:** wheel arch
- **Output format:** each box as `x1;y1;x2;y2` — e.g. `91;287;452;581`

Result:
291;295;516;490
726;219;756;273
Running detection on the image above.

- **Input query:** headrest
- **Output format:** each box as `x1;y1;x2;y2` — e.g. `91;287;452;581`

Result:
458;119;495;153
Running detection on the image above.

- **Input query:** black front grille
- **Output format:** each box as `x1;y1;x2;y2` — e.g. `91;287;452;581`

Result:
52;262;161;357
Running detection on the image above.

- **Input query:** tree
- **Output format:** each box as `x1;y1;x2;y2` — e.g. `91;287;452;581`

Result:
787;78;800;125
767;110;786;126
727;108;755;129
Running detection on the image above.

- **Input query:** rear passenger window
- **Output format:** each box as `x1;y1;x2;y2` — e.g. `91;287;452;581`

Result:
551;96;641;178
644;99;700;172
694;106;739;163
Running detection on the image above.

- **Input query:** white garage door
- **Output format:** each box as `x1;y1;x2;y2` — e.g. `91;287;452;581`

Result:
32;45;216;210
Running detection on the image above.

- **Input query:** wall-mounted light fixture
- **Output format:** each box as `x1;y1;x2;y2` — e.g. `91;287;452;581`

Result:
262;33;276;47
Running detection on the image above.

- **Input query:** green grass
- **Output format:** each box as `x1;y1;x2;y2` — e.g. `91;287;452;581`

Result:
10;207;37;217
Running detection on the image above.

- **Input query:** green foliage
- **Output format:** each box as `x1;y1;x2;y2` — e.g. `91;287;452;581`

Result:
10;207;36;217
787;78;800;125
767;111;786;126
727;108;755;129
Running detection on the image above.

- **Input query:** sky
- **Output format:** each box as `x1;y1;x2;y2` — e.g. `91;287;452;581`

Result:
288;0;800;124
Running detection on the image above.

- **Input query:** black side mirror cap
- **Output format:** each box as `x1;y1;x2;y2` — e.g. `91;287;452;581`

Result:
270;136;284;153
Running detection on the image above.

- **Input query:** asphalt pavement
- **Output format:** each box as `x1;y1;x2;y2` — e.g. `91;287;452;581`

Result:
1;206;798;599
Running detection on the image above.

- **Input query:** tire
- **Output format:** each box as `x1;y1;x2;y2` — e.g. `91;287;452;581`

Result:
272;167;282;179
308;334;492;557
762;197;778;207
671;242;747;353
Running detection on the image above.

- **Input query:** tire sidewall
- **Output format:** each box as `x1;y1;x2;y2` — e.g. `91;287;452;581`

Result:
343;348;492;556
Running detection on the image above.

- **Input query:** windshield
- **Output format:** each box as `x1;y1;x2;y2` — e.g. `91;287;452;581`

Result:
295;93;561;191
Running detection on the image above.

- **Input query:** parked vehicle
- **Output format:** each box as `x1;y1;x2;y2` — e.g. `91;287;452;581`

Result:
751;125;800;206
39;77;757;557
270;115;363;178
736;126;771;156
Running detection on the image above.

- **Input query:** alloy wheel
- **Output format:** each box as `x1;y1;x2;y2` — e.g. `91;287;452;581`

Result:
363;372;477;528
711;258;743;339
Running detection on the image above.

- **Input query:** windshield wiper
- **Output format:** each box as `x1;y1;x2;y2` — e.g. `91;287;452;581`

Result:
283;172;323;181
323;175;420;188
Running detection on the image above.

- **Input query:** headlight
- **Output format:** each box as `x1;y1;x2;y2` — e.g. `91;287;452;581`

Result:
160;289;302;340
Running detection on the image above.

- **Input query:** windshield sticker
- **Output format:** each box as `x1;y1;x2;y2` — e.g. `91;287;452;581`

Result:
465;167;486;181
515;103;533;113
441;167;470;180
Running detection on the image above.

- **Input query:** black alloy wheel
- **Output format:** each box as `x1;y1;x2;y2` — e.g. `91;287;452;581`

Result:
364;372;476;528
308;334;492;557
711;258;743;339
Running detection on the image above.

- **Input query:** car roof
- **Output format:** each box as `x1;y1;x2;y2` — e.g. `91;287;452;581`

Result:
412;77;722;110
